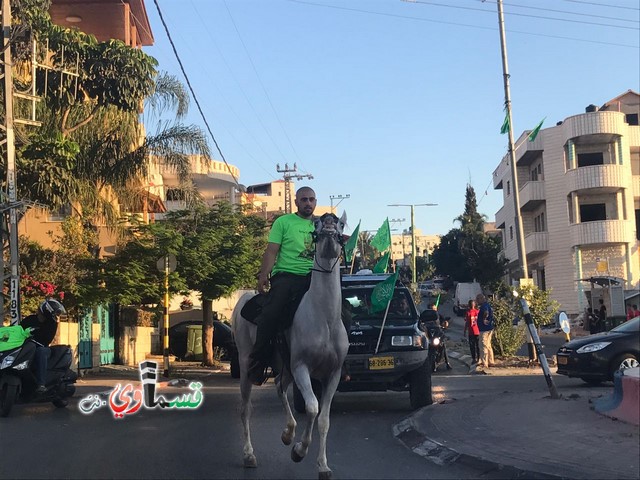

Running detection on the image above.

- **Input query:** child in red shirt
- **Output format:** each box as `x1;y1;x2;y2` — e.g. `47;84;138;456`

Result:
463;299;480;364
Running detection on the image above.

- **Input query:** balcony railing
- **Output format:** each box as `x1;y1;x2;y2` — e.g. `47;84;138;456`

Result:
519;181;545;211
569;219;634;247
563;110;627;138
495;205;506;229
524;231;548;255
566;164;629;193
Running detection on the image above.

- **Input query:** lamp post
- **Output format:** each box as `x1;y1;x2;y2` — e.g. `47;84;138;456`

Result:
388;204;437;288
329;194;350;214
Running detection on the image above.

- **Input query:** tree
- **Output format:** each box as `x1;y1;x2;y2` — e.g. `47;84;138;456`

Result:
491;282;560;356
431;185;506;285
167;203;267;366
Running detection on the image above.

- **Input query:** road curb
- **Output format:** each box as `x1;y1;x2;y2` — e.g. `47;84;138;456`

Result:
393;415;565;479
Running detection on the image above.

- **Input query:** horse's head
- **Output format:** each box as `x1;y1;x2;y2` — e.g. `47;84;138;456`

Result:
313;212;346;261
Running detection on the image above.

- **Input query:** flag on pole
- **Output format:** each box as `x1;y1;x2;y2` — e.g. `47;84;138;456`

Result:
528;118;545;141
344;221;360;263
500;113;510;135
370;218;391;253
372;251;390;274
371;271;399;313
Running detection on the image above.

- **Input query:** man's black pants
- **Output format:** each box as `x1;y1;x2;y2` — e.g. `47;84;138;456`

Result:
250;272;311;366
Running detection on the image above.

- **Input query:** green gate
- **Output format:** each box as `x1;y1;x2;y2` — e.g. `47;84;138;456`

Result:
78;308;93;369
99;304;115;365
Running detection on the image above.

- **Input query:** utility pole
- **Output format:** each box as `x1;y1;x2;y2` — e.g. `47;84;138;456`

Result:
496;0;555;392
329;194;350;214
276;163;313;213
1;0;21;324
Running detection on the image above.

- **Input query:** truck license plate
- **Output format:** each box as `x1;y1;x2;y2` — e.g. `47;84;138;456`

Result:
369;356;394;370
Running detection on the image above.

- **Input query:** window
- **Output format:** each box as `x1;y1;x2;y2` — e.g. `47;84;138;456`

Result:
47;204;72;221
509;226;513;241
507;180;511;195
577;152;604;167
579;203;606;222
625;113;639;126
534;212;546;232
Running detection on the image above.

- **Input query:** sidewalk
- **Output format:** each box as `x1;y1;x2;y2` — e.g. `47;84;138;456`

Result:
394;347;640;479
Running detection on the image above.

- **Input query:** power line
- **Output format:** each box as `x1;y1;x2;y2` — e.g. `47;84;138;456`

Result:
222;0;309;175
406;0;639;30
152;0;240;188
562;0;640;11
287;0;638;48
478;0;639;23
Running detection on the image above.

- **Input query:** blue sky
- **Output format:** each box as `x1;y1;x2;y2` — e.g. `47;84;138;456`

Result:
143;0;639;237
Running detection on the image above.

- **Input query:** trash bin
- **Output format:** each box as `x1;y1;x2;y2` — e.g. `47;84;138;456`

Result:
186;325;203;361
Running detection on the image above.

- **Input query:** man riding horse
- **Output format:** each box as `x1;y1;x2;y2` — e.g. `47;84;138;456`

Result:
247;186;318;386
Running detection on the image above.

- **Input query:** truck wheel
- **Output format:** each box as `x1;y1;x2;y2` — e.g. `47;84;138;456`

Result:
409;359;433;410
292;380;322;414
0;384;18;417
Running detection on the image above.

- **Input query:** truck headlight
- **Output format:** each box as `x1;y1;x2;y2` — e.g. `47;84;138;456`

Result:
1;354;17;369
391;336;412;347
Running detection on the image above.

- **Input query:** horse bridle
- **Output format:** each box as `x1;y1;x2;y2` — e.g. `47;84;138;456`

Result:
311;213;344;274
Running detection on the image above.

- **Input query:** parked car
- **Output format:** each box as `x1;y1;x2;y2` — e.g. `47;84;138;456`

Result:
293;273;433;412
556;316;639;384
168;319;239;378
417;281;436;297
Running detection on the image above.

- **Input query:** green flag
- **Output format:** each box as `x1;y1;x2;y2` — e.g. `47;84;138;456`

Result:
435;293;441;308
372;251;390;274
371;271;399;313
500;113;510;134
528;117;545;141
344;221;360;263
370;218;391;253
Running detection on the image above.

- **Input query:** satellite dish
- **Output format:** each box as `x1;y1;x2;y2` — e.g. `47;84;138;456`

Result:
558;312;570;334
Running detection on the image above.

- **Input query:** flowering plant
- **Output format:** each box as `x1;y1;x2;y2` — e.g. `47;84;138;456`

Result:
20;275;65;314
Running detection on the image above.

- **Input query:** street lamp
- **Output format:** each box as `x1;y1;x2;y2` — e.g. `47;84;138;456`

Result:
329;194;350;214
388;203;437;288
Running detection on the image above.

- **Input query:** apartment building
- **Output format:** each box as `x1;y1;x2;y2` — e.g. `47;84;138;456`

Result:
390;229;440;267
493;90;640;316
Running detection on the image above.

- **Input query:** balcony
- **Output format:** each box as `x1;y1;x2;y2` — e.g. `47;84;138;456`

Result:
569;219;634;247
519;181;545;211
563;111;627;139
566;164;628;193
495;206;506;229
633;175;640;198
493;158;510;189
524;232;548;256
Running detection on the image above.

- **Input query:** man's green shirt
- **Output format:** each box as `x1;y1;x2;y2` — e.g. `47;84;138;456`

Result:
269;213;315;276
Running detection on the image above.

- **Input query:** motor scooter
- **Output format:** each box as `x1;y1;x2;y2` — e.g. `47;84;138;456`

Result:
420;310;452;372
0;326;77;417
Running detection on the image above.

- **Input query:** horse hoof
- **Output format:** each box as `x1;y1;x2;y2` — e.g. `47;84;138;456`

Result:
243;454;257;468
291;444;304;463
319;470;333;480
281;430;293;446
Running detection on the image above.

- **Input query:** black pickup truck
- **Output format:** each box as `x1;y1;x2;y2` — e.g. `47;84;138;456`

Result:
293;273;432;411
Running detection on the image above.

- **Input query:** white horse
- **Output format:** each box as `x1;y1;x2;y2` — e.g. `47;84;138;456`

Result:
232;212;349;480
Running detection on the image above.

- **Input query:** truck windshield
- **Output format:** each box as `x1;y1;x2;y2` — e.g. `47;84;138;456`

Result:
342;288;417;327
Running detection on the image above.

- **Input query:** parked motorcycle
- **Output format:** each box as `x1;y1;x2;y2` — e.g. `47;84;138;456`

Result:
420;310;452;373
1;299;77;417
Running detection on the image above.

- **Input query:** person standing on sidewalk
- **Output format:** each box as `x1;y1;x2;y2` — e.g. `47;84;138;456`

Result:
463;299;480;363
598;299;607;332
476;293;495;369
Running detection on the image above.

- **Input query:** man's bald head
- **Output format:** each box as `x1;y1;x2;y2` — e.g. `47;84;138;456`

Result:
294;186;317;219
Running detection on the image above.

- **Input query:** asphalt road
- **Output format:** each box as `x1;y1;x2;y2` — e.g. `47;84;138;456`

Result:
0;369;553;480
0;297;606;480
